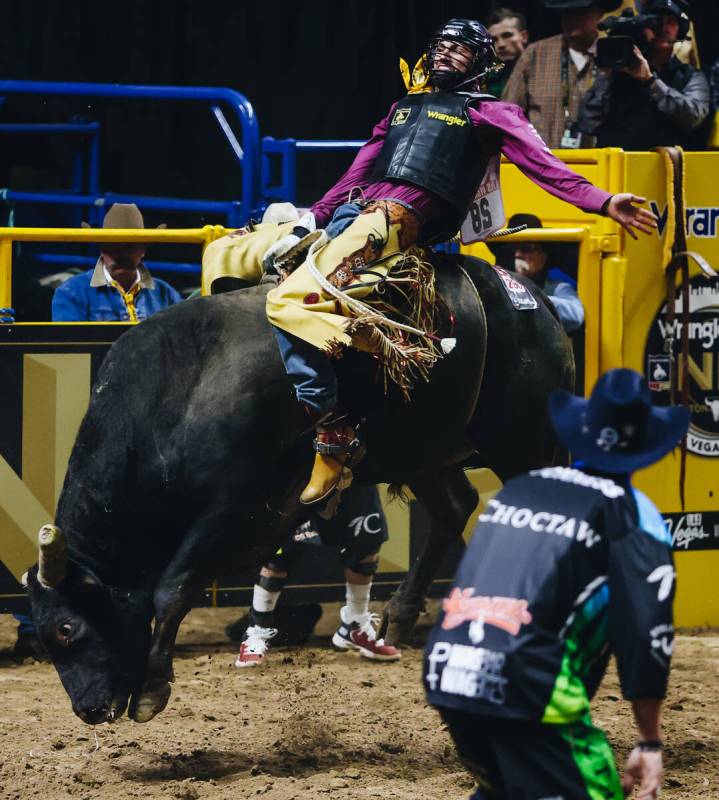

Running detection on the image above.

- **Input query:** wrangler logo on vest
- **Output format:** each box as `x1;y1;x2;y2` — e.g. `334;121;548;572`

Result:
391;108;411;126
426;109;467;126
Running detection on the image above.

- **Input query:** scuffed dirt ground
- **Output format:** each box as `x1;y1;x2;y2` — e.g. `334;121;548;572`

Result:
0;606;717;799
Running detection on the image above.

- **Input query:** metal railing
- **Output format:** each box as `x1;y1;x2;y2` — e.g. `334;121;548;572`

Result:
0;120;101;228
0;80;261;227
262;137;365;202
0;225;230;312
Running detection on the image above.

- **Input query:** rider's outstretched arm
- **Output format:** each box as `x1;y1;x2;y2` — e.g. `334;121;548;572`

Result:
471;101;657;237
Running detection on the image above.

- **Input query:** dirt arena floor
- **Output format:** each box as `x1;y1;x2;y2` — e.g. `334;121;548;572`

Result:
0;605;717;800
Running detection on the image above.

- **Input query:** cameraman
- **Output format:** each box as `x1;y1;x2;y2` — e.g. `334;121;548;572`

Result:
578;0;709;150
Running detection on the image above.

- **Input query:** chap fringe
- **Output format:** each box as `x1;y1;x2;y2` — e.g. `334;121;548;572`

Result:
326;250;443;401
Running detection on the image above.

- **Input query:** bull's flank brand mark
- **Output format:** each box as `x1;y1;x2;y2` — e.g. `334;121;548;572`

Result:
391;108;411;126
442;588;532;636
426;109;467;126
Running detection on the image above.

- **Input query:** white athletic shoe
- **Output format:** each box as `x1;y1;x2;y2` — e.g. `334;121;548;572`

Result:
234;625;277;668
332;606;401;661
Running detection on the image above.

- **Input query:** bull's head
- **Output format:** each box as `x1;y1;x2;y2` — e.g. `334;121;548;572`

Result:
25;525;153;725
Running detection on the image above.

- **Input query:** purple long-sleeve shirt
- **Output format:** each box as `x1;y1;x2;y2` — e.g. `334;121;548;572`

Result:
310;98;612;229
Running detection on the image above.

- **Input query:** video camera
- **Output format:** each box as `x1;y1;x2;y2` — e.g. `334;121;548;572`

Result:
596;0;691;71
596;9;657;70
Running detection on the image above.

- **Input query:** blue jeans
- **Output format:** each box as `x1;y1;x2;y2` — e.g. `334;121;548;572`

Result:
272;327;338;414
271;202;367;415
273;199;422;415
325;202;363;239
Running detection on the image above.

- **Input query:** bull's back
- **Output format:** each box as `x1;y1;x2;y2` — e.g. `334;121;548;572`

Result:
58;289;299;526
459;255;574;478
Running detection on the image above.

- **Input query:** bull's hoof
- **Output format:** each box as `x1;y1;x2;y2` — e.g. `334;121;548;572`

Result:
380;605;421;647
129;680;172;723
383;617;418;647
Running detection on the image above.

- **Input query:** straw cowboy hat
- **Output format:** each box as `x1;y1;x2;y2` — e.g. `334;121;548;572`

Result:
81;203;166;230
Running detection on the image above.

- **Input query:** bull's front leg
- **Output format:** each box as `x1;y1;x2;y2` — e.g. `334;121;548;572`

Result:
129;580;196;723
129;493;302;723
128;507;234;723
381;467;478;646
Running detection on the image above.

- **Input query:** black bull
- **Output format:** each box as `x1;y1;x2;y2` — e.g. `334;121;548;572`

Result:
25;254;574;725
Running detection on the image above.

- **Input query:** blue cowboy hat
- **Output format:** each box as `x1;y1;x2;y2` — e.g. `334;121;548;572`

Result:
549;368;690;474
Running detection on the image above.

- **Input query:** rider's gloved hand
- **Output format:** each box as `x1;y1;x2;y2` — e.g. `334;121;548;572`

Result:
622;745;663;799
262;211;316;274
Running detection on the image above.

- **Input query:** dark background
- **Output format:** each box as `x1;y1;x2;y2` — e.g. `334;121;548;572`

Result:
1;0;717;221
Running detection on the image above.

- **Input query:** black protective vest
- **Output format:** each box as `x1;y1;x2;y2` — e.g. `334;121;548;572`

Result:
371;91;499;224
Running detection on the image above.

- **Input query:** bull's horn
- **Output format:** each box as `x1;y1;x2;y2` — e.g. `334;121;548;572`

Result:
37;524;67;588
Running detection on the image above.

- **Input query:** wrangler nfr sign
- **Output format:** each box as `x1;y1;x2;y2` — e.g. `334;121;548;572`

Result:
645;275;719;459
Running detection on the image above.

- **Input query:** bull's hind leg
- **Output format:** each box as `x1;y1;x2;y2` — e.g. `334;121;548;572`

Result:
380;466;478;646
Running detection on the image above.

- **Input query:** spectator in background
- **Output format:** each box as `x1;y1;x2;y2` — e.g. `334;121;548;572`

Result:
490;213;585;333
52;203;181;322
578;0;710;150
486;8;529;97
503;0;623;149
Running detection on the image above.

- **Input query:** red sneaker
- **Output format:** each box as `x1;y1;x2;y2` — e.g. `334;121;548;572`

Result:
332;607;401;662
234;625;277;668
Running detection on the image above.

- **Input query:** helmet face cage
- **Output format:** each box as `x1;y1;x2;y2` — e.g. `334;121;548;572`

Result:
428;19;499;91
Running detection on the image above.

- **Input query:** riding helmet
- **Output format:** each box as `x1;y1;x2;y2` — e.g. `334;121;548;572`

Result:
428;19;499;90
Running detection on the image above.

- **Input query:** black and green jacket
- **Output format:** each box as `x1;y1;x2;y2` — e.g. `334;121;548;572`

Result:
424;467;674;723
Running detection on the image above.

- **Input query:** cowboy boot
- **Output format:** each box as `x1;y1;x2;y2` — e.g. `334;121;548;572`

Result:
300;415;364;505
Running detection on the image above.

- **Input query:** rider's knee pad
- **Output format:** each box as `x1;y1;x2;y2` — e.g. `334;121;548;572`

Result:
258;572;288;593
340;549;380;576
